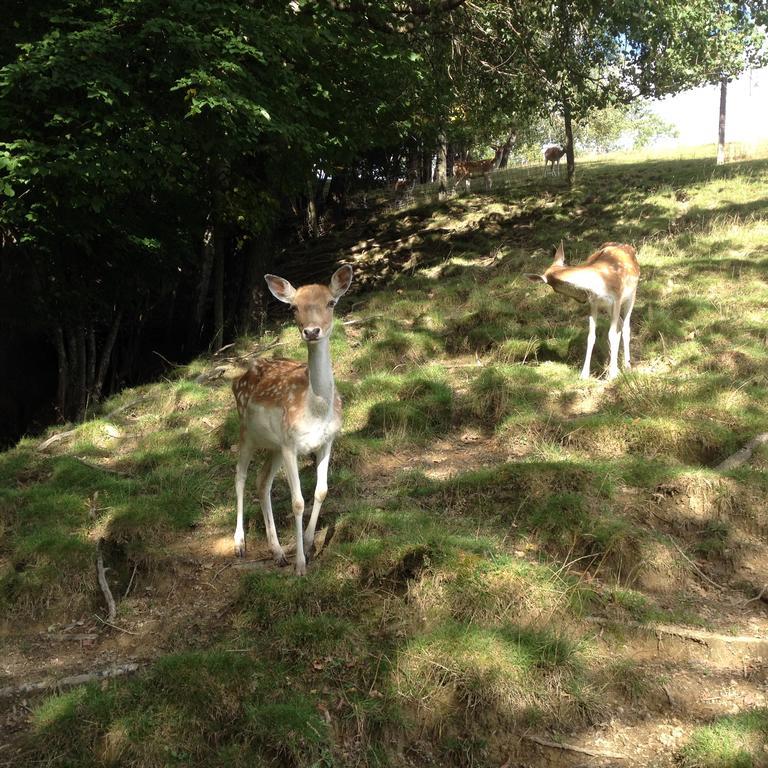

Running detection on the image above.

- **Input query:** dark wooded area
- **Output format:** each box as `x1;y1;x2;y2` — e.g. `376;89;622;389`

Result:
1;0;764;446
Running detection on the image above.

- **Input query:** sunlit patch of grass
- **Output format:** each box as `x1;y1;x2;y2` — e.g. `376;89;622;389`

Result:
394;620;591;731
679;709;768;768
465;364;548;425
362;367;454;442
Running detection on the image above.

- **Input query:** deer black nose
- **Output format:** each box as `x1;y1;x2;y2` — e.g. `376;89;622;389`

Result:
303;327;321;341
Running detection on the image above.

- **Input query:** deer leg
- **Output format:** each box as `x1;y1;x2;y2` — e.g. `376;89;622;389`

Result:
281;447;307;576
580;308;598;379
304;442;332;559
607;301;622;380
621;294;636;369
234;439;255;557
257;451;287;566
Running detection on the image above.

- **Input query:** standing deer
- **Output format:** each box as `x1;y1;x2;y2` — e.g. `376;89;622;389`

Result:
232;265;353;575
544;145;566;176
453;158;495;191
525;242;639;380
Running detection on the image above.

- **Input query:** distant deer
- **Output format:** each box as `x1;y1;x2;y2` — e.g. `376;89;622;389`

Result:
544;145;566;176
453;158;495;191
525;242;639;380
232;266;353;575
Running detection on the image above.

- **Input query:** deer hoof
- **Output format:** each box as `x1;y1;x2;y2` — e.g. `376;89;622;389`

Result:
295;560;307;577
234;537;246;558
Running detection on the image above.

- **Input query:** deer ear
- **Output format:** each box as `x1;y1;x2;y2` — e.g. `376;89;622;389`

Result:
553;240;565;266
265;274;297;304
524;273;547;283
329;264;353;299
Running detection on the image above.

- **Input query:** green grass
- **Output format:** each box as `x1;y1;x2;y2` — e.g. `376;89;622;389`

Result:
679;710;768;768
5;150;768;766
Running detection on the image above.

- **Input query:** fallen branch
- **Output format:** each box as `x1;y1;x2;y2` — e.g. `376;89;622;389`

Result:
96;538;117;622
37;397;147;452
715;432;768;472
0;663;142;699
75;456;129;476
524;734;627;760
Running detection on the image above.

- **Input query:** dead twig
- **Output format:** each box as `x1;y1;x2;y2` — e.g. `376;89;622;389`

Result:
95;540;117;622
123;563;138;599
92;613;138;635
0;663;142;699
743;584;768;606
524;734;627;760
715;432;768;472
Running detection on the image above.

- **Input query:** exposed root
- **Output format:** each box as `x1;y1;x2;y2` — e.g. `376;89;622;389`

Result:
524;733;627;760
715;432;768;472
96;538;117;622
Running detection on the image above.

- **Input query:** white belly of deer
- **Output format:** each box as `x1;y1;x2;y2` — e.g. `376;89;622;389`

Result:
244;403;339;454
292;413;340;455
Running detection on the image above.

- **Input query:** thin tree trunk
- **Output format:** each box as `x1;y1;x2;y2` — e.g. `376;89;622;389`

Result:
212;226;225;351
54;325;68;421
64;324;77;421
716;76;727;166
563;97;575;186
188;226;215;350
92;309;123;404
306;179;319;239
75;326;87;420
499;131;516;168
86;325;96;395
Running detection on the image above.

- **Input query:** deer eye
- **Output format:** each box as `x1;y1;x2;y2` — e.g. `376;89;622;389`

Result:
327;300;336;309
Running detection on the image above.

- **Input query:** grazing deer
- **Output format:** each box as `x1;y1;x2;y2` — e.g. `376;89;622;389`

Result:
525;242;639;380
544;145;566;176
453;158;495;191
232;265;353;575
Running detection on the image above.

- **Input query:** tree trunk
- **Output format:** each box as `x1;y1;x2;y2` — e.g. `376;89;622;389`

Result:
499;131;516;168
92;309;123;404
717;76;727;166
212;226;226;352
306;179;319;238
188;226;215;351
54;325;68;421
407;138;420;183
75;325;87;421
86;326;96;395
236;235;272;336
563;97;575;186
435;133;447;184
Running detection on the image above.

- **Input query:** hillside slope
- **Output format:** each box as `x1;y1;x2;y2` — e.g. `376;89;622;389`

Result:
2;155;768;767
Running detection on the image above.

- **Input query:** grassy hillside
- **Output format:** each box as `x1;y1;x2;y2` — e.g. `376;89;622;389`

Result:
2;154;768;767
